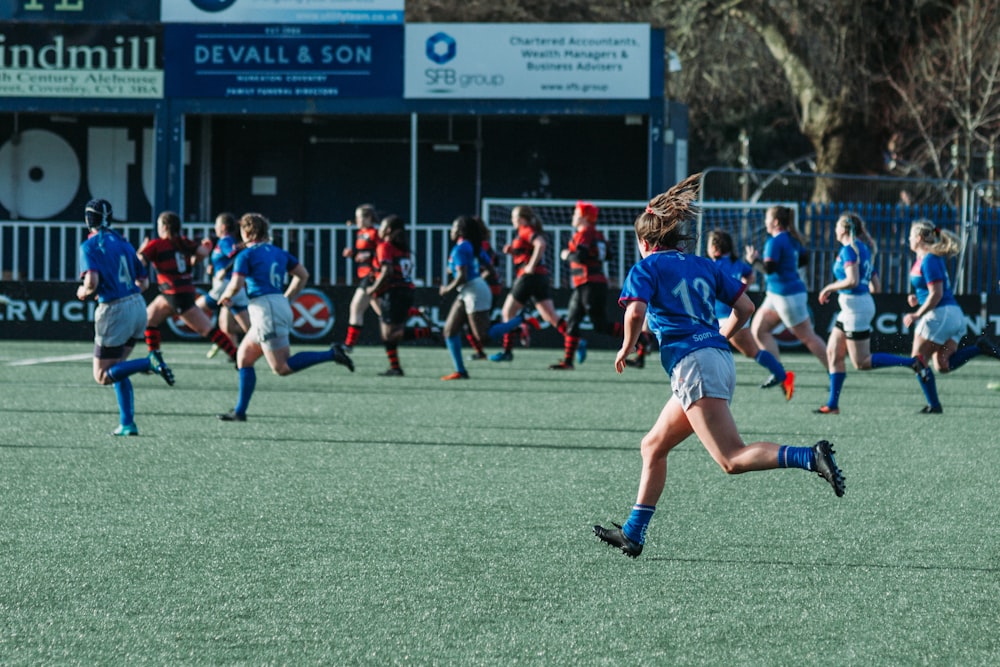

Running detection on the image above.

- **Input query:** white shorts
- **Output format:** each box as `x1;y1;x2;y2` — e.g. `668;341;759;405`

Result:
94;293;147;349
207;276;249;309
835;293;875;333
458;277;492;314
915;304;966;345
248;293;292;351
670;347;736;410
759;292;810;328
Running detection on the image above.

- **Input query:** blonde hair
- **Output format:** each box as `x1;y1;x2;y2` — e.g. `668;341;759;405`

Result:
634;173;701;249
239;212;270;243
836;212;877;259
910;219;960;258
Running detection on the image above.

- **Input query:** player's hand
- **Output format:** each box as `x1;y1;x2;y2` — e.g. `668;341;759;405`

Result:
614;347;629;374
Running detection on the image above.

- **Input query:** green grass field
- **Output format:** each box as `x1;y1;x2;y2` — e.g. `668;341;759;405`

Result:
2;340;999;665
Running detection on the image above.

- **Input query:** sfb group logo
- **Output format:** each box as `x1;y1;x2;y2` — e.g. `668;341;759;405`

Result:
422;31;504;93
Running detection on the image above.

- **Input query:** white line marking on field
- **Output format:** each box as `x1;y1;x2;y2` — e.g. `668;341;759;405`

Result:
8;353;93;366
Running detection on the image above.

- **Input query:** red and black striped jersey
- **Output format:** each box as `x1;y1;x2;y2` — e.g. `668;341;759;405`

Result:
566;225;608;287
352;226;379;279
372;240;415;294
510;225;548;278
139;236;199;295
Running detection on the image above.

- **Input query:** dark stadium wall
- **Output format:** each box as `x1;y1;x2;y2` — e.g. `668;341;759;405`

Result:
4;281;998;355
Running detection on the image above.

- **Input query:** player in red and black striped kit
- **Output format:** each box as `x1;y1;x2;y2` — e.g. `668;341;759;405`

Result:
342;203;382;350
138;210;239;362
366;214;420;376
550;202;616;368
488;205;563;363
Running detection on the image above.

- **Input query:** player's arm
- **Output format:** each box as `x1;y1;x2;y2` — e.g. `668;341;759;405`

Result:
366;261;389;297
720;293;755;339
615;299;647;373
439;263;469;296
285;263;309;301
219;273;246;306
77;270;99;300
524;236;546;274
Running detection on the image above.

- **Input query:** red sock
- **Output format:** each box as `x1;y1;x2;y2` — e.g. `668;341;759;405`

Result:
466;333;484;354
345;325;361;348
210;327;238;360
557;318;567;335
563;335;579;364
385;343;401;370
144;327;161;351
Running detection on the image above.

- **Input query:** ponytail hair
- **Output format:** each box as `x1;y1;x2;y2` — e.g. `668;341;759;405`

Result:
910;219;960;258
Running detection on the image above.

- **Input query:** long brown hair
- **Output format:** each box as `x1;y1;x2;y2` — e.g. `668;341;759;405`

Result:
634;173;701;249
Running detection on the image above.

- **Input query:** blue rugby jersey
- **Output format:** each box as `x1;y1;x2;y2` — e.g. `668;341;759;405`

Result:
448;238;479;278
619;249;747;374
833;242;874;296
232;242;300;299
762;231;806;296
712;255;754;321
78;229;147;303
910;253;958;308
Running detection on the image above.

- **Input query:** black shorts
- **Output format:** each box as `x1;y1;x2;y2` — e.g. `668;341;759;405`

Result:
164;291;198;315
510;273;553;304
378;287;414;325
355;274;376;290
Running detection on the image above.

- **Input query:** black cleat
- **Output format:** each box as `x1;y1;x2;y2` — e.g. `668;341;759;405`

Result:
148;350;175;386
330;342;355;372
548;361;574;370
976;335;1000;360
812;440;845;497
624;355;645;369
593;522;643;558
216;410;246;422
379;367;404;377
919;405;943;414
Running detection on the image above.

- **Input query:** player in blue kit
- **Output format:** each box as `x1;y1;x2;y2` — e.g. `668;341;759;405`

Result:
196;212;250;358
707;229;794;399
438;215;493;380
592;175;845;559
76;198;174;436
867;219;1000;413
747;205;828;385
215;212;354;422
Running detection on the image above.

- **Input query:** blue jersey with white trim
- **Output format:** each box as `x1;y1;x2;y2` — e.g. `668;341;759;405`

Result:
833;242;874;296
619;249;747;374
910;253;958;308
78;229;147;303
233;242;300;299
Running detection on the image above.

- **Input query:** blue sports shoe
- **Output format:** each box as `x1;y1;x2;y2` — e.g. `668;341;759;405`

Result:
113;423;139;437
148;350;175;386
577;338;588;364
490;351;513;362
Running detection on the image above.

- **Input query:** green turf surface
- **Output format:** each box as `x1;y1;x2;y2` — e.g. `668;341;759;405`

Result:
2;340;999;665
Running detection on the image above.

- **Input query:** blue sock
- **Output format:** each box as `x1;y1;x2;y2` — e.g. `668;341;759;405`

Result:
107;356;152;382
114;378;134;426
915;366;941;409
777;445;815;471
622;503;655;545
287;348;333;373
487;313;524;340
754;349;786;380
446;335;466;374
947;345;980;371
234;367;256;416
870;352;913;369
827;372;846;409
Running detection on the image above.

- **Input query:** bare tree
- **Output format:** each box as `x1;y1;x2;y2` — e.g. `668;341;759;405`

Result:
884;0;1000;191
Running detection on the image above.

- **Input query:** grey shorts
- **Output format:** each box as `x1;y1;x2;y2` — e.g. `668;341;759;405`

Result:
670;347;736;410
759;291;810;328
248;293;292;351
94;293;147;349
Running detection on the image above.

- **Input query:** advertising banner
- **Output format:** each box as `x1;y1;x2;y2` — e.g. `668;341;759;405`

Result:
0;22;163;99
0;0;160;22
165;23;402;98
404;23;651;100
162;0;403;25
